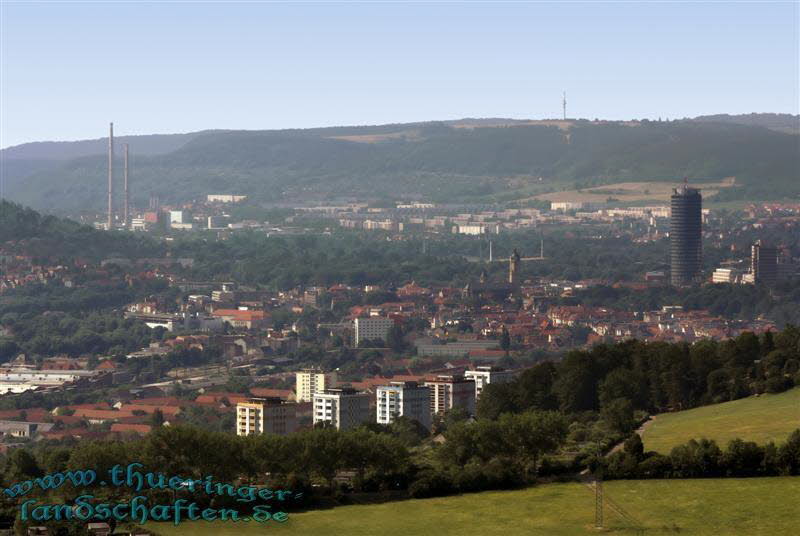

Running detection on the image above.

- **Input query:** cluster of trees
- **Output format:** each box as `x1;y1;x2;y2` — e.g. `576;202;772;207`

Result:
405;410;568;498
0;425;409;511
0;409;573;519
479;328;800;428
0;311;153;360
0;281;155;318
603;430;800;479
565;279;800;326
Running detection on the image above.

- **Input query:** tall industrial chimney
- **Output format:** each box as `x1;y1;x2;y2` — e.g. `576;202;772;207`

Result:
123;143;130;228
107;122;114;229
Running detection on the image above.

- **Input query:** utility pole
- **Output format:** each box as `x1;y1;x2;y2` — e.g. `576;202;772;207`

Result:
107;122;114;229
595;478;604;529
123;143;130;229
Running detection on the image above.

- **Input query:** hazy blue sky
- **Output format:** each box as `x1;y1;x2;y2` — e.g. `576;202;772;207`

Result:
1;1;798;148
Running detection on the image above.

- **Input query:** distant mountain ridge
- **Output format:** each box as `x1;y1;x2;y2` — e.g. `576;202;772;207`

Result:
0;131;206;194
1;131;205;160
689;113;799;135
2;114;798;213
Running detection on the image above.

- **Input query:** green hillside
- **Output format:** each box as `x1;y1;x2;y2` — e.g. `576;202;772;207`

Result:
6;119;799;212
0;199;160;259
641;388;800;454
151;478;799;536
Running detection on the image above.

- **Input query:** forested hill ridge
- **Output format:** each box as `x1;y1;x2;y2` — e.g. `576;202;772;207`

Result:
3;116;799;212
0;131;206;197
689;113;800;135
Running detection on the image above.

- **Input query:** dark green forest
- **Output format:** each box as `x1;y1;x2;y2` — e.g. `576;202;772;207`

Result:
0;200;162;260
6;120;799;212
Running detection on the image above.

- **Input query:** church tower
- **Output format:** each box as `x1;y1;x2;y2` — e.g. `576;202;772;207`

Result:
508;249;521;284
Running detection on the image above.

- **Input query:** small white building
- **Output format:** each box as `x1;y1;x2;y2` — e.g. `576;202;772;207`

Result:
712;268;742;284
169;210;190;224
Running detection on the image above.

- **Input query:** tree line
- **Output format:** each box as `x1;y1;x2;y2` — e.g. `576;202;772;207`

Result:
602;430;800;480
479;328;800;429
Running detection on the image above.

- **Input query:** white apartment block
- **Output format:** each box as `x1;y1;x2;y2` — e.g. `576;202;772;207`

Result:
312;388;371;430
236;398;297;437
296;369;338;403
712;268;742;284
353;316;394;346
424;375;476;416
376;381;432;430
464;366;515;399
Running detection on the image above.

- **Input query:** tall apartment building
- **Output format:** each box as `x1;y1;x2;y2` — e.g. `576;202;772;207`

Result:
376;381;432;430
236;398;297;437
424;374;476;416
296;368;338;403
751;241;778;286
464;366;515;400
670;185;703;286
353;316;394;346
312;388;371;430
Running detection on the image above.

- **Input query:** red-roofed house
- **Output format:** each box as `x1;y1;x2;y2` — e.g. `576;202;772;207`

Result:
72;409;135;424
211;309;270;330
111;423;152;435
249;388;295;401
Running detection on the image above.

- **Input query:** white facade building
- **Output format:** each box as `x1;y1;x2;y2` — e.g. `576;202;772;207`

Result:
236;398;297;437
424;375;476;416
296;369;338;403
312;388;371;430
169;210;190;224
712;268;742;284
353;316;394;346
464;366;515;399
376;381;432;430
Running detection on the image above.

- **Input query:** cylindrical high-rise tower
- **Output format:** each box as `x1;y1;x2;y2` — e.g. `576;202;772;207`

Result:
670;185;702;286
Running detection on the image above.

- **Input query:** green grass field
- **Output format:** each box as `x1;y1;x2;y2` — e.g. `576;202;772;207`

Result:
641;388;800;454
151;477;799;536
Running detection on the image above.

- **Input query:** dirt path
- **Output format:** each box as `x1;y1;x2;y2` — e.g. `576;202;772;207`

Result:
606;415;657;456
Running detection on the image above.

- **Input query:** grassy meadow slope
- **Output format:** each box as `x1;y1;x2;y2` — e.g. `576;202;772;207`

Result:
641;388;800;454
151;477;800;536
